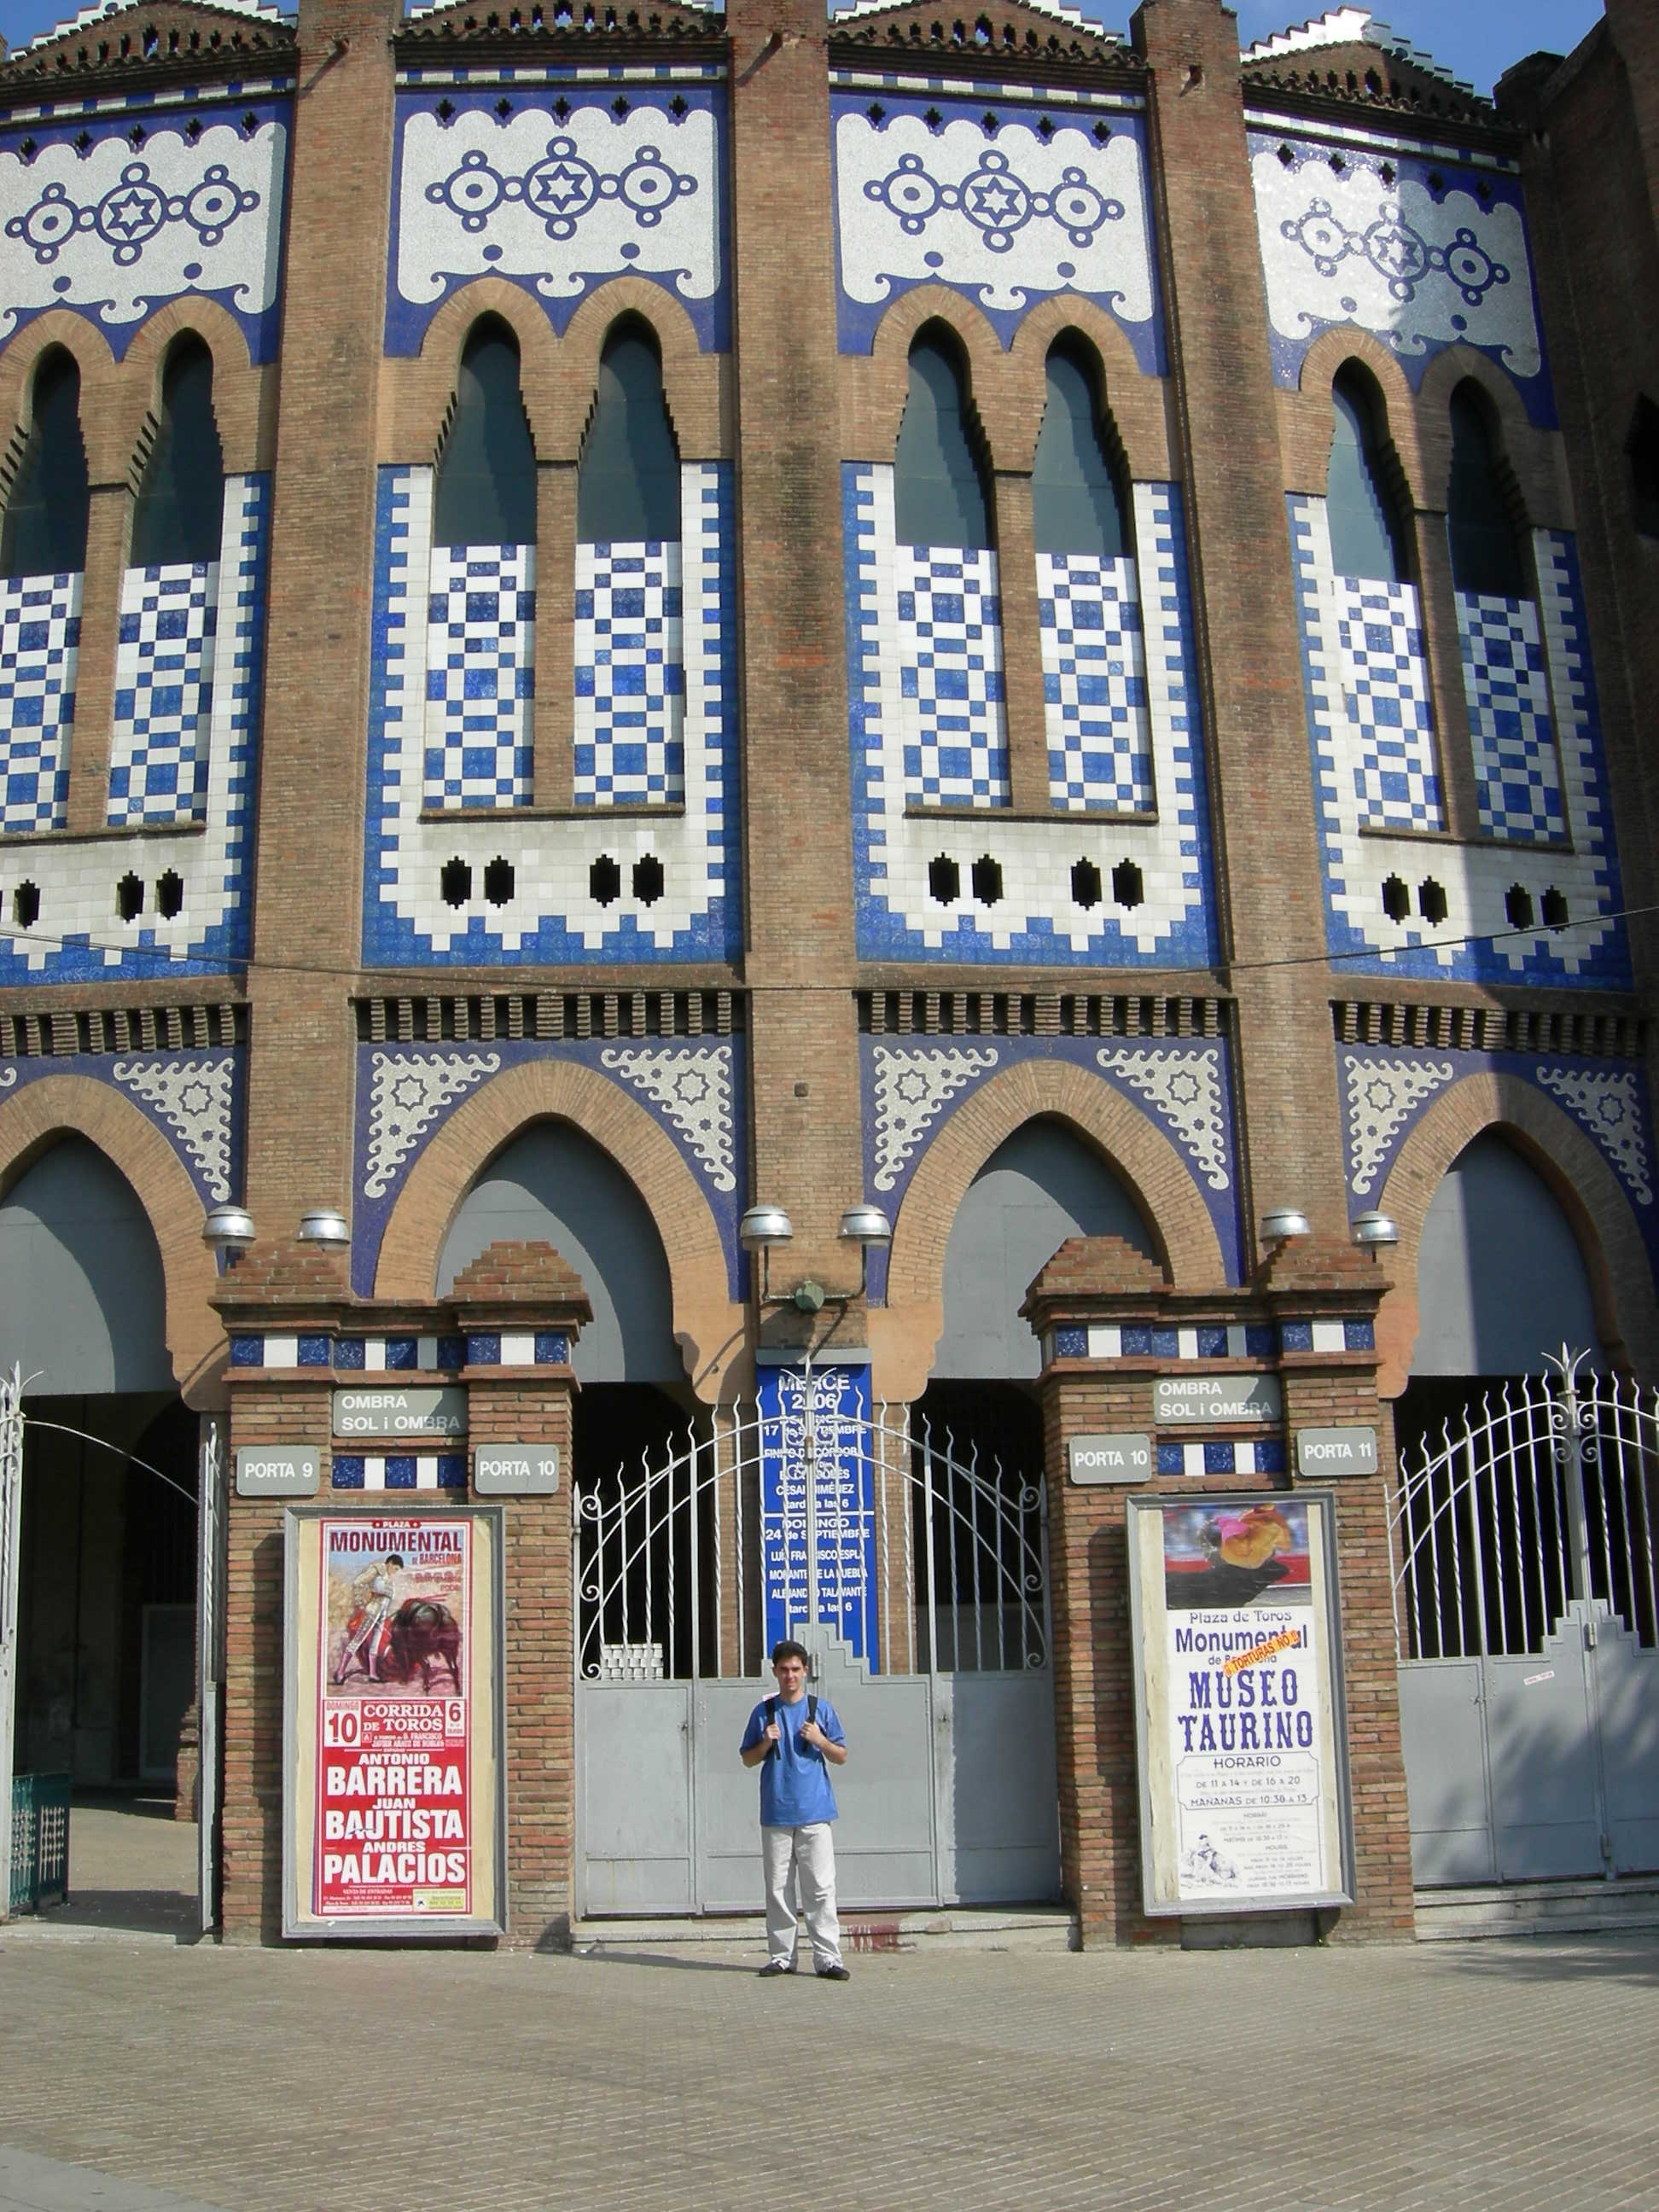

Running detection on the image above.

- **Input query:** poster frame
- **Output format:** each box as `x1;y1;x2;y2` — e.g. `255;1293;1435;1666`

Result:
1125;1487;1356;1918
282;1502;508;1942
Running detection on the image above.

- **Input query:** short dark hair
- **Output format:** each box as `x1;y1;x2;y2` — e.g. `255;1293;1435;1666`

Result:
771;1639;811;1668
385;1554;405;1569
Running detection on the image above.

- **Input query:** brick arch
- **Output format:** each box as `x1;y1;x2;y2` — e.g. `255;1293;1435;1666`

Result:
0;1073;224;1400
395;278;564;464
1287;327;1425;507
373;1058;741;1400
560;277;724;463
862;285;1008;463
1374;1070;1657;1394
0;311;119;477
117;296;273;479
1416;343;1565;527
1004;299;1173;479
872;1059;1227;1401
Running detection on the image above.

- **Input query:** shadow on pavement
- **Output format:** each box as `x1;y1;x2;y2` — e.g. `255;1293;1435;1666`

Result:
1432;1932;1659;1988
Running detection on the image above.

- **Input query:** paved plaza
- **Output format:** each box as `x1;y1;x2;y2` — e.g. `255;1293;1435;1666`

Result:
1;1807;1656;2209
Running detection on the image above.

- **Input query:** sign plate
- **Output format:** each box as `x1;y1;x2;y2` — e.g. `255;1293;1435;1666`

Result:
1295;1425;1379;1477
472;1444;560;1495
1155;1373;1283;1425
333;1387;467;1441
236;1447;320;1498
1068;1433;1152;1485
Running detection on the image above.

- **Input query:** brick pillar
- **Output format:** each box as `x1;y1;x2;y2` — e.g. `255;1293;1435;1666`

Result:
1024;1231;1412;1946
727;0;865;1299
450;1239;593;1944
244;0;403;1236
992;470;1051;814
533;462;576;811
63;483;130;835
1411;514;1482;843
1132;0;1348;1254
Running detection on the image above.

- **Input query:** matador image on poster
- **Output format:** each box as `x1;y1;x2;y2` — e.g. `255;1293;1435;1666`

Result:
315;1517;472;1918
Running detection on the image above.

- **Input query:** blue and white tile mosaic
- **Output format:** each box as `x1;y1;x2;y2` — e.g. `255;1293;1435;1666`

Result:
0;1045;245;1209
1338;1043;1657;1285
831;93;1163;368
1157;1439;1287;1478
364;462;739;963
0;571;78;834
352;1036;748;1299
424;542;534;809
1456;591;1565;844
333;1454;467;1493
1047;1318;1372;1366
574;539;684;806
860;1033;1243;1290
848;467;1217;964
0;474;270;982
894;542;1007;807
1330;574;1441;832
0;102;288;364
1247;126;1551;426
108;562;216;825
1039;551;1153;813
1288;497;1627;985
387;85;728;356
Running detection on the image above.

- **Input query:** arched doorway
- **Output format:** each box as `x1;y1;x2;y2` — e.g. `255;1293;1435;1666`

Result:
1;1136;199;1930
1391;1130;1658;1889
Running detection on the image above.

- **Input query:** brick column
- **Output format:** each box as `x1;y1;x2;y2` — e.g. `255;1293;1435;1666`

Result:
63;483;130;836
992;470;1051;814
1411;514;1482;844
532;463;576;811
450;1240;593;1945
1024;1231;1412;1947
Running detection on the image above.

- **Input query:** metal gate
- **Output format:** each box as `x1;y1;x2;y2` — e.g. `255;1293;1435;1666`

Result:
574;1394;1060;1915
1392;1348;1659;1884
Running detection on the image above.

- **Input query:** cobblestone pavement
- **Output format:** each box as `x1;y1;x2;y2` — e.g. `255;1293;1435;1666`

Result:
2;1916;1656;2211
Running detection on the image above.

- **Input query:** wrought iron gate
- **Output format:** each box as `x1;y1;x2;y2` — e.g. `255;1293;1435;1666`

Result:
0;1369;23;1920
573;1394;1060;1915
1392;1349;1659;1884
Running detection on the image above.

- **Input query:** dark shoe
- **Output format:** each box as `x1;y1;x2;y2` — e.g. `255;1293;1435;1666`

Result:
758;1960;797;1977
817;1963;851;1981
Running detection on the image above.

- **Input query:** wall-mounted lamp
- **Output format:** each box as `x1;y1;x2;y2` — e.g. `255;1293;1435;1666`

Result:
1260;1206;1312;1245
739;1202;795;1301
1352;1210;1399;1254
297;1208;351;1248
837;1203;892;1298
201;1203;257;1262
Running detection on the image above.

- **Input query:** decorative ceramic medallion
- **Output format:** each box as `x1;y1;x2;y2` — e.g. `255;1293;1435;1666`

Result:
1342;1054;1456;1196
112;1055;235;1199
870;1046;999;1191
364;1050;501;1198
1097;1048;1230;1190
599;1045;735;1191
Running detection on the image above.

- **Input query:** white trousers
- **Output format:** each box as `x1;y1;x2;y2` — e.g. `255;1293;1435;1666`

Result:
762;1822;841;1970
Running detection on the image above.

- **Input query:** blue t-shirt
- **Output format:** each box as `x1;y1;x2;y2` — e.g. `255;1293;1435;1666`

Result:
740;1693;845;1828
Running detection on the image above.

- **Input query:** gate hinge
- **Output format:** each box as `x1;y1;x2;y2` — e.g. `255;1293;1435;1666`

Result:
1585;1616;1598;1649
1601;1831;1614;1860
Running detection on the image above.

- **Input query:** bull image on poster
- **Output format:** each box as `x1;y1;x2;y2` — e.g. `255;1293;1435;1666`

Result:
283;1506;505;1940
1126;1491;1353;1917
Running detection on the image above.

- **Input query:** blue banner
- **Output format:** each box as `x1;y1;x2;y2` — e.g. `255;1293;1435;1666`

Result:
758;1362;878;1670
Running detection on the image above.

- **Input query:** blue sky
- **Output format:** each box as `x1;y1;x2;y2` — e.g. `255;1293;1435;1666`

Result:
0;0;1608;98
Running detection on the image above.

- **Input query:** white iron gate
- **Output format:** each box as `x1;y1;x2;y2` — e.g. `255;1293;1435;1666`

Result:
574;1396;1059;1915
1392;1348;1659;1884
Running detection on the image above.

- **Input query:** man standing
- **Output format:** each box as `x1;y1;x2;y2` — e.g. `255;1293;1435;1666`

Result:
739;1640;851;1980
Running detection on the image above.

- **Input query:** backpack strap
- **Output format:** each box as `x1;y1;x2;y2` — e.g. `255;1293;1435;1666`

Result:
807;1694;818;1726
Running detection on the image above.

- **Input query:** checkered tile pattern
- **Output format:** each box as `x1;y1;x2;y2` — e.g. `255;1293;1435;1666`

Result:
574;539;685;805
0;570;78;833
1038;551;1152;812
1458;590;1566;843
895;542;1009;807
332;1454;467;1493
108;562;217;825
1333;574;1442;830
423;543;533;808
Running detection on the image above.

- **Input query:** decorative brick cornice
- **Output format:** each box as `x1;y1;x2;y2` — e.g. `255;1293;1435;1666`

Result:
393;5;726;62
0;3;296;104
212;1238;352;1329
829;3;1143;85
449;1238;594;1328
1022;1233;1386;1342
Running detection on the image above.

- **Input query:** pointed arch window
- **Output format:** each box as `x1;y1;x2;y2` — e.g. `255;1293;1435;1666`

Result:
1316;364;1441;834
2;349;90;581
131;338;224;570
424;318;537;812
1031;339;1152;814
1325;370;1406;585
109;337;229;828
573;322;685;807
888;331;1007;808
1445;382;1563;844
0;349;88;834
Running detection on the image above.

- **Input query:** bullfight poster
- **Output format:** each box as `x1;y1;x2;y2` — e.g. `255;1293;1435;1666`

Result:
1126;1491;1354;1917
283;1506;505;1940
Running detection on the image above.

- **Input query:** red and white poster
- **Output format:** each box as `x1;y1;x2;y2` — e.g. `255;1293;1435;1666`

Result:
314;1516;471;1918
